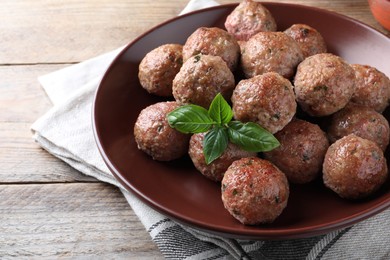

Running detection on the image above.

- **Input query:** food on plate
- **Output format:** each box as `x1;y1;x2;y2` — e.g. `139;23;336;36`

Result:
349;64;390;113
168;93;279;165
231;72;296;133
240;31;303;79
188;132;256;182
172;54;235;108
138;44;183;97
132;1;390;227
264;118;329;184
224;0;277;41
283;23;327;58
221;157;289;225
236;39;247;52
327;104;389;151
134;101;190;161
323;134;388;199
294;53;356;116
182;27;240;71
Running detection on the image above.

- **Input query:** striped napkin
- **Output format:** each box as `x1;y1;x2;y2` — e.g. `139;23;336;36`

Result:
31;0;390;259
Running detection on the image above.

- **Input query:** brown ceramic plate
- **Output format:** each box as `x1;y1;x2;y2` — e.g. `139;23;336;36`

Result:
92;3;390;239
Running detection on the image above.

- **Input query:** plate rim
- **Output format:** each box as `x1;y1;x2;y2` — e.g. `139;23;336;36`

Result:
92;2;390;239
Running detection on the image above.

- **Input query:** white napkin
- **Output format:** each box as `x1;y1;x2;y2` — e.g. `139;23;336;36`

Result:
31;0;390;259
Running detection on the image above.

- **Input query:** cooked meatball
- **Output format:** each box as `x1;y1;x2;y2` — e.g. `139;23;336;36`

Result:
188;133;256;182
221;157;289;225
172;54;235;108
134;102;190;161
294;53;355;117
264;119;329;184
350;64;390;113
232;72;296;133
323;134;388;199
138;44;183;97
240;31;303;79
224;0;277;41
283;23;327;58
182;27;240;71
237;40;247;52
327;104;389;151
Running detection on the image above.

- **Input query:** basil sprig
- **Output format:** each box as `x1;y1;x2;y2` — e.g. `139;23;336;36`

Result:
167;94;280;164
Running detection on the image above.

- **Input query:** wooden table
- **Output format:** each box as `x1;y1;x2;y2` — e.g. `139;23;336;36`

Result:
1;0;388;258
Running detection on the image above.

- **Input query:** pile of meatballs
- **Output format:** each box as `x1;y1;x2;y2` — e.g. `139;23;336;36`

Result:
134;0;390;226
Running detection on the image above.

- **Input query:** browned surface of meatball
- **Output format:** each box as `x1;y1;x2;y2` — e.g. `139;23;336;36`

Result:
323;134;388;199
232;72;296;133
328;104;390;151
182;27;240;71
224;0;277;41
294;53;355;117
188;133;256;182
240;31;303;79
283;23;327;58
138;44;183;97
134;101;190;161
172;54;235;108
350;64;390;113
264;118;329;184
221;157;289;225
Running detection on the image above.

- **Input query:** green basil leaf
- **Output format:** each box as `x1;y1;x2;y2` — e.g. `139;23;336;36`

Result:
167;105;215;133
228;121;280;152
203;127;229;165
208;93;233;125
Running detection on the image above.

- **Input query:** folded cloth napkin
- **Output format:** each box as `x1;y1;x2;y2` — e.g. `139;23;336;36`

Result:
31;0;390;259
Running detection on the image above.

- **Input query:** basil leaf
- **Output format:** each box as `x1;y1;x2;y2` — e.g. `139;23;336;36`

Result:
228;121;280;152
208;93;233;125
167;105;215;133
203;127;229;165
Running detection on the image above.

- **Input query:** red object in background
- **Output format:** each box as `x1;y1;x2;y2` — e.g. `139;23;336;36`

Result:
368;0;390;31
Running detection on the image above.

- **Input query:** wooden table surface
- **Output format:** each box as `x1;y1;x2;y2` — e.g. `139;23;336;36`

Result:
1;0;388;258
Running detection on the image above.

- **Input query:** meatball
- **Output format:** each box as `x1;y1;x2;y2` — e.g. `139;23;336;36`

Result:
327;104;389;151
350;64;390;113
323;134;388;199
232;72;296;133
182;27;240;71
294;53;355;117
172;54;235;108
283;23;327;58
221;157;289;225
138;44;183;97
264;119;329;184
134;102;190;161
224;0;277;41
188;133;256;182
240;31;303;79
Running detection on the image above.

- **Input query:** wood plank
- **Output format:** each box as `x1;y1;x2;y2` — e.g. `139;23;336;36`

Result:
0;63;100;183
0;0;386;65
0;64;65;122
0;122;96;183
0;182;164;259
0;0;188;64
